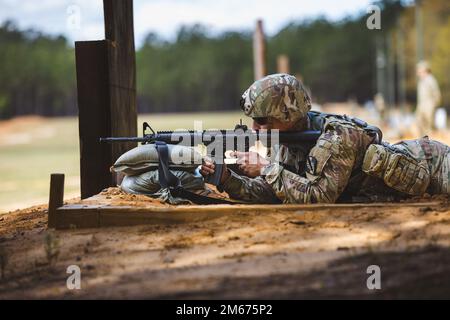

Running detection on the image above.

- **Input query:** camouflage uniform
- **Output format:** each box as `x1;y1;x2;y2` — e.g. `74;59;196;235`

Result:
219;74;450;204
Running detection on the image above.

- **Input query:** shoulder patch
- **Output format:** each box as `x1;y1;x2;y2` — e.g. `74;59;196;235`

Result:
306;156;318;175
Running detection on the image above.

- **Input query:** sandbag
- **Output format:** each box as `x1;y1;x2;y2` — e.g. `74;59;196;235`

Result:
120;169;207;204
111;143;202;176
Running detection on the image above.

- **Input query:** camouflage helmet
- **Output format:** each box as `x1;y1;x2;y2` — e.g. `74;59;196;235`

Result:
240;73;312;123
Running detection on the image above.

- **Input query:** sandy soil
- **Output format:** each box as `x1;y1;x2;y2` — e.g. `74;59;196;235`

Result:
1;110;450;299
0;188;449;299
0;116;49;147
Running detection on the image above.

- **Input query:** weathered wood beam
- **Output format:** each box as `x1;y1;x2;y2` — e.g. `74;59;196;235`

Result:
103;0;137;165
253;19;266;80
48;174;65;228
76;41;114;198
277;54;290;74
52;201;443;230
75;0;137;199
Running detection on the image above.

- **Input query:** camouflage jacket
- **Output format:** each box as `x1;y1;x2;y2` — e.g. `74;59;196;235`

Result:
220;112;450;204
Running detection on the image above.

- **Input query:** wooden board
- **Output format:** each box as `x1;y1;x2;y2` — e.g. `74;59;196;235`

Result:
52;201;442;230
103;0;138;176
75;0;137;199
75;41;115;199
253;19;266;80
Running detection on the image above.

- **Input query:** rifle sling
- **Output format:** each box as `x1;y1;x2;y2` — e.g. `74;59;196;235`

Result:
155;141;235;205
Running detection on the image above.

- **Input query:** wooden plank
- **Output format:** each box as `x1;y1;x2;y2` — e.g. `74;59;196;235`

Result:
75;0;137;198
104;0;138;184
253;19;266;80
48;174;65;228
53;201;443;229
61;201;444;211
277;54;290;74
98;208;227;227
55;207;100;229
75;40;114;199
104;0;136;89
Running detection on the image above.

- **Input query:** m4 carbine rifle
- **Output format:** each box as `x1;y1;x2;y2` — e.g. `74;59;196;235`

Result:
100;121;322;186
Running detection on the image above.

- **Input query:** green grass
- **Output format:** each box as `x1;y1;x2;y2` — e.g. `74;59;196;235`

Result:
0;111;248;213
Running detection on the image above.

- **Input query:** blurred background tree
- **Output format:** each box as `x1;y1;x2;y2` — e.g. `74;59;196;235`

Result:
0;21;76;118
0;0;448;119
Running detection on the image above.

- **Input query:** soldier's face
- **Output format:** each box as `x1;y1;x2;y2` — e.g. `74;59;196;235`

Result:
416;66;428;78
252;117;296;131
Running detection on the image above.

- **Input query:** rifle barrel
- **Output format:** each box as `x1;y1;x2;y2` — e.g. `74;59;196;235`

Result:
99;137;150;143
99;130;322;144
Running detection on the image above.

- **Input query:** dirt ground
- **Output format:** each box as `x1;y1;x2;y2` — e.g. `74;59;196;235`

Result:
1;110;450;299
0;188;449;299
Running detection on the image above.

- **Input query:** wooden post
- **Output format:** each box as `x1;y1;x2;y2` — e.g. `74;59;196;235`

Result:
277;54;290;74
253;19;266;80
103;0;138;164
48;174;65;228
75;0;137;199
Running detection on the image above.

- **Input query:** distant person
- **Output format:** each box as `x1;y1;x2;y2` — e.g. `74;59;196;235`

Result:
374;93;386;123
416;61;441;136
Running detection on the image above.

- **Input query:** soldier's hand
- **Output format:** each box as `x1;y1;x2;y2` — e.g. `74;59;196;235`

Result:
232;151;270;178
200;160;230;185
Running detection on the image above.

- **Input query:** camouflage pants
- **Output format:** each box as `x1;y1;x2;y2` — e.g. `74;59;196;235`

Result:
427;141;450;194
396;137;450;195
416;108;435;136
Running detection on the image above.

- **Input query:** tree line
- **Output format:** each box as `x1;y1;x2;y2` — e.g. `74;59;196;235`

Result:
0;0;448;119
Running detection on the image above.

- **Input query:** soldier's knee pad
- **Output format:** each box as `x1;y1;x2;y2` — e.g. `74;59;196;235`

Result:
362;144;430;196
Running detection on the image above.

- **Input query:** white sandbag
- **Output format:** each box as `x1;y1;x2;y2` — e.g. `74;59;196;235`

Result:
111;143;202;176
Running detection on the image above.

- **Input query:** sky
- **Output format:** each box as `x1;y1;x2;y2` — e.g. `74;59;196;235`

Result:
0;0;374;47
